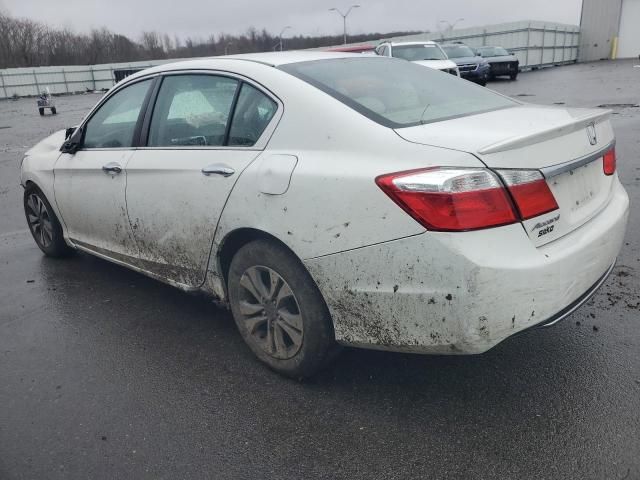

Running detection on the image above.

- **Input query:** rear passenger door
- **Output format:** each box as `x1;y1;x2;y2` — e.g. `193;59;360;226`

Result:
125;73;279;288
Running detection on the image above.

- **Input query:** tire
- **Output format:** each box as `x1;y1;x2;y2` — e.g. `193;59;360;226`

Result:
510;72;518;81
478;79;487;87
23;184;74;257
38;108;44;116
51;107;57;115
228;239;339;378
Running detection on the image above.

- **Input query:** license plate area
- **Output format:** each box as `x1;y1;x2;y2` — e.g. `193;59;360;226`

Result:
522;157;614;247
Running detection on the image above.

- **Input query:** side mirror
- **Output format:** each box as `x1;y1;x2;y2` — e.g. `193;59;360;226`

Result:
60;127;83;154
65;126;77;140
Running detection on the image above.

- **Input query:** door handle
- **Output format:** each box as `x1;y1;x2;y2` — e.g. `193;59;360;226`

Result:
102;162;123;174
201;164;235;177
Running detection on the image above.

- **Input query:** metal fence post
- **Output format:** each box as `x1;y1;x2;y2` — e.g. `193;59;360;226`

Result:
33;69;40;95
541;25;546;65
90;67;96;91
525;24;531;67
61;68;69;94
0;72;7;99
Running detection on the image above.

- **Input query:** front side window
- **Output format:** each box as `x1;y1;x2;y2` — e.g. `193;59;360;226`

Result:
83;79;152;149
280;57;516;128
148;75;239;147
392;44;446;61
228;83;277;147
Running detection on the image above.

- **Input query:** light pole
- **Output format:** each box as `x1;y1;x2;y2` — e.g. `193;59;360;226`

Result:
224;42;233;55
438;18;464;39
278;26;292;51
329;5;360;45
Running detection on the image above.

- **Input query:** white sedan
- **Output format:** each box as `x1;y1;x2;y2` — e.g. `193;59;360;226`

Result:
21;52;629;377
375;41;460;76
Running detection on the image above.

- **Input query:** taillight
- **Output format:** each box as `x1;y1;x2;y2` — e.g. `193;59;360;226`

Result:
497;170;559;220
375;168;518;231
603;148;616;176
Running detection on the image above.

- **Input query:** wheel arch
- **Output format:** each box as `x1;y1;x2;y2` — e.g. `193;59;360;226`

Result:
216;228;303;293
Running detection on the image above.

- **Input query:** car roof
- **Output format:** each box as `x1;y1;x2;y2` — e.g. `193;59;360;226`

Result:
121;51;375;85
128;51;363;78
385;41;438;46
220;51;362;66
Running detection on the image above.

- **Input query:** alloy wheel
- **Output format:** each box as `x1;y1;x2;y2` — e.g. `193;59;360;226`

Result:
26;193;53;249
237;266;304;360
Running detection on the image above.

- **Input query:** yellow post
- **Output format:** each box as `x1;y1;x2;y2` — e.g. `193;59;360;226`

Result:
611;36;619;60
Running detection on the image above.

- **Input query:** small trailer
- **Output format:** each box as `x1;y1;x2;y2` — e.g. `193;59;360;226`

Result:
36;89;57;116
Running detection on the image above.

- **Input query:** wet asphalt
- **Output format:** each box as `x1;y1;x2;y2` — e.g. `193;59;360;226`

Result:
1;60;639;480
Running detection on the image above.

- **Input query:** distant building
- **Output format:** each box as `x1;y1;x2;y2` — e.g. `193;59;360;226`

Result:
580;0;640;60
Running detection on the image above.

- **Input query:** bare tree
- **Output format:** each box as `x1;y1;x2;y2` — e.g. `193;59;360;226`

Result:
0;12;422;69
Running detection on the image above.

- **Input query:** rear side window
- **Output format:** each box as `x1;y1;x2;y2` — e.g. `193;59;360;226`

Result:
280;57;516;128
148;75;239;147
228;84;277;147
83;79;151;149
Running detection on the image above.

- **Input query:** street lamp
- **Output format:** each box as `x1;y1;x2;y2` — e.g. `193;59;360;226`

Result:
278;26;292;51
329;5;360;45
438;18;464;39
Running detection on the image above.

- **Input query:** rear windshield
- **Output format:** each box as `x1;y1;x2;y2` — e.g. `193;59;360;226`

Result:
392;44;446;61
279;57;516;128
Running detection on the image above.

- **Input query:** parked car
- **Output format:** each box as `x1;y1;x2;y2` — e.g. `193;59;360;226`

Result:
475;46;520;80
441;44;491;85
21;52;629;378
375;41;460;76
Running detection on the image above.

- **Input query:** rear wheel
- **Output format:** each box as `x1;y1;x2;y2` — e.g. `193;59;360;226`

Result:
51;107;57;115
510;72;518;81
38;108;44;116
24;185;73;257
227;239;339;378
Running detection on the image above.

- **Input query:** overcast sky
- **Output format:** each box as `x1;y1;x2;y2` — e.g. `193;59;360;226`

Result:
1;0;583;40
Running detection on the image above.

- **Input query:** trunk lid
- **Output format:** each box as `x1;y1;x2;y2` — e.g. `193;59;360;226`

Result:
395;105;616;246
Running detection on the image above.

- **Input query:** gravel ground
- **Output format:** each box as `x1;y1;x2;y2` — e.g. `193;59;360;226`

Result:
1;60;639;480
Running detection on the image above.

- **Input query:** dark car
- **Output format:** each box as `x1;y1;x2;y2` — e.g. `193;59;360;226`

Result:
475;46;520;80
440;44;490;86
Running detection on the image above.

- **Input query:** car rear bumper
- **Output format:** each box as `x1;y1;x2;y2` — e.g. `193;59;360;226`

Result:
304;177;629;354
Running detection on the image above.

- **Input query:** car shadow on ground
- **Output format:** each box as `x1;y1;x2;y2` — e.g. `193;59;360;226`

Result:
37;250;603;401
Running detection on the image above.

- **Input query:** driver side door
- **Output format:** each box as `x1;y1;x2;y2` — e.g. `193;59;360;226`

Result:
54;77;154;262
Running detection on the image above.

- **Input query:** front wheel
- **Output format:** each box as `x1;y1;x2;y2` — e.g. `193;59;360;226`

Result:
227;239;339;378
510;72;518;81
51;107;57;115
38;108;44;116
24;185;74;257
